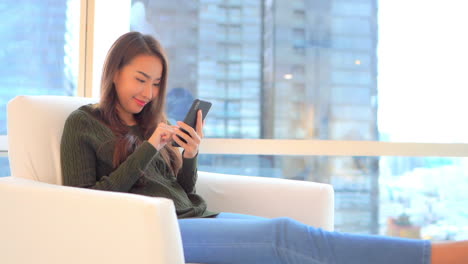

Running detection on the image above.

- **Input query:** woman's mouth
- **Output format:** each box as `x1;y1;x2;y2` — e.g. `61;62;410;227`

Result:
134;98;147;107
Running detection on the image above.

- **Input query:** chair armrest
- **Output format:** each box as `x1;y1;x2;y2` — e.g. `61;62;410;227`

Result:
196;171;334;230
0;177;185;264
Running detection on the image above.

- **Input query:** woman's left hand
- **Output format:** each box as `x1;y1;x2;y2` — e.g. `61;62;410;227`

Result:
172;110;204;158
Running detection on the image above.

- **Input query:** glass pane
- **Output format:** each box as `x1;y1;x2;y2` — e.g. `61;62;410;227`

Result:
130;0;263;139
0;0;81;135
0;156;11;177
129;0;468;143
378;0;468;143
199;154;468;241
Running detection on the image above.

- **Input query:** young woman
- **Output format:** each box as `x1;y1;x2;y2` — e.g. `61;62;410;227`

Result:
60;31;467;264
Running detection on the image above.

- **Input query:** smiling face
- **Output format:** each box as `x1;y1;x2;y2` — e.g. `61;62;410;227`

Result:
113;54;163;125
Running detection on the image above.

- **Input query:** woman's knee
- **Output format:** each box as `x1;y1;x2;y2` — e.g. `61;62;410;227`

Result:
269;217;310;243
270;217;297;228
270;217;307;230
268;217;329;263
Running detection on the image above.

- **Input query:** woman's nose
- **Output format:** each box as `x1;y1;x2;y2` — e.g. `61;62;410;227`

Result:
142;83;152;99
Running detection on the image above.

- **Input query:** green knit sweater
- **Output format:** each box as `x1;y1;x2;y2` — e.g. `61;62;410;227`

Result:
60;104;217;218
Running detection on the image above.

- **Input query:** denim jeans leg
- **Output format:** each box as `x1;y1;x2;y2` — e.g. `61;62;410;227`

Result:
179;216;431;264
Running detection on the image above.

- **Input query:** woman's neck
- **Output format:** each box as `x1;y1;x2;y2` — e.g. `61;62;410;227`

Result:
116;104;136;126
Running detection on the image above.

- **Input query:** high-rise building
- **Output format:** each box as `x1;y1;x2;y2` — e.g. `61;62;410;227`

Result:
132;0;379;233
262;0;379;233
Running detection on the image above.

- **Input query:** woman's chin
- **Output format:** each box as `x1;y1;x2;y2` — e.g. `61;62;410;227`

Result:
130;104;145;113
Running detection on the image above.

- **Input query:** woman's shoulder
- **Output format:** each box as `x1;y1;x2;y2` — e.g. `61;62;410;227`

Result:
65;103;103;128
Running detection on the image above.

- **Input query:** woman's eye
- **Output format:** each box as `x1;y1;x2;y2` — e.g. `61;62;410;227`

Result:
153;83;160;87
136;78;145;83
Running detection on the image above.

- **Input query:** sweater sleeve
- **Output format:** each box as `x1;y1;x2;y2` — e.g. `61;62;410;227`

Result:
176;152;198;194
60;110;158;193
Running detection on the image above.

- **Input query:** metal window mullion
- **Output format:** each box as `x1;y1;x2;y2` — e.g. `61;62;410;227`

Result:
200;139;468;157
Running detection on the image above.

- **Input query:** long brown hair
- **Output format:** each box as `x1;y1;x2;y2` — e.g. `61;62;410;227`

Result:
98;31;182;176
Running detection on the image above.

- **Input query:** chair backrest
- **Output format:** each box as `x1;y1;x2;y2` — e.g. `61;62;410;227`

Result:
7;95;98;184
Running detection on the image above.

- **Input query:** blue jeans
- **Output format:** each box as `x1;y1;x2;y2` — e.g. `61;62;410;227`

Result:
178;213;431;264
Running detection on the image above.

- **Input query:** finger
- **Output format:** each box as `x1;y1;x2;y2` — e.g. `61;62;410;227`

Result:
176;121;197;138
196;110;203;136
158;122;175;133
172;133;189;149
174;127;192;143
174;127;200;146
201;119;205;138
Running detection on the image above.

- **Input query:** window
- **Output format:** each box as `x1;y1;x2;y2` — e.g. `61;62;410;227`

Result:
228;7;241;23
227;81;242;99
228;63;241;79
0;0;80;133
218;24;228;41
124;0;468;239
331;86;371;105
332;36;373;50
331;71;372;85
331;52;372;69
291;65;305;76
228;44;242;61
228;25;242;42
293;9;306;24
332;17;372;36
292;28;306;48
0;0;80;176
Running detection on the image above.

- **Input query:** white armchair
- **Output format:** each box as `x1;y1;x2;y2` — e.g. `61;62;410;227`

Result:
0;95;334;264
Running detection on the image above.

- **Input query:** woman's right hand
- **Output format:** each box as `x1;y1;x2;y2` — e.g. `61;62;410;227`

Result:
148;122;176;151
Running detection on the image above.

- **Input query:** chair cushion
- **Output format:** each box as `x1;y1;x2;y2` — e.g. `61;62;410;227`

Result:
8;95;98;184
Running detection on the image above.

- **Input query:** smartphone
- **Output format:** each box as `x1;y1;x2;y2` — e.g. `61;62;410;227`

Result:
172;99;212;147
